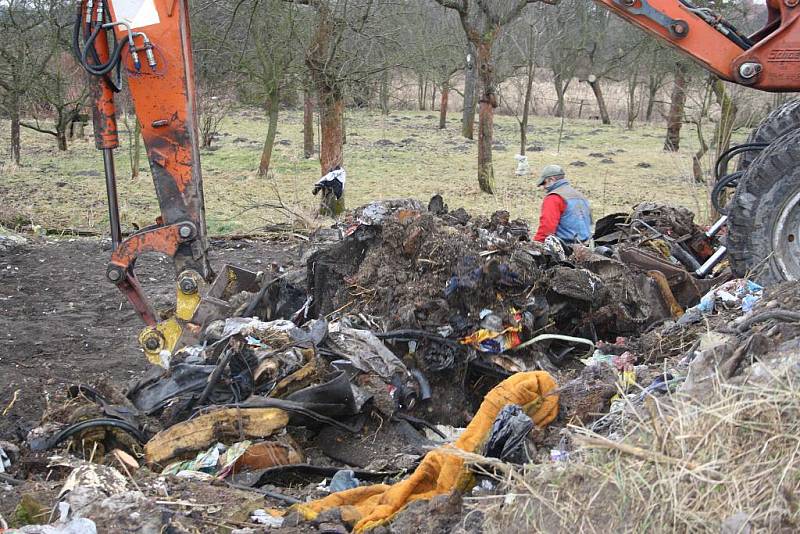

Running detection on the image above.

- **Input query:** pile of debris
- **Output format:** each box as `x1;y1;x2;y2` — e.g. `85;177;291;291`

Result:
5;196;768;533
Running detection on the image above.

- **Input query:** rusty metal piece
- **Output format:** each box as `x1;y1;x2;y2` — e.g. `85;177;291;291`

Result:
686;233;716;262
618;246;729;308
647;270;683;318
232;438;305;473
108;223;190;273
89;2;119;151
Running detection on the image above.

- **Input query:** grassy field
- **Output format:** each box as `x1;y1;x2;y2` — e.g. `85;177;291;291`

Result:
0;108;742;235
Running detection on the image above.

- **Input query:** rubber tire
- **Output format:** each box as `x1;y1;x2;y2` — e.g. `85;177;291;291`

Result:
728;128;800;285
737;99;800;171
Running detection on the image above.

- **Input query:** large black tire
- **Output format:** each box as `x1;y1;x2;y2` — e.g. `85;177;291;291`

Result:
728;128;800;285
737;99;800;171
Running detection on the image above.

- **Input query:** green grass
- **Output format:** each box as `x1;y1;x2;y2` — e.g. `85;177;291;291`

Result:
0;108;740;235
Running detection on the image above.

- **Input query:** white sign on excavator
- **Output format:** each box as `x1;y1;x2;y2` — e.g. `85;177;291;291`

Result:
108;0;160;30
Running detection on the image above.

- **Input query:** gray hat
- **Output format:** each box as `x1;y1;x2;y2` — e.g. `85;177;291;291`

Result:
537;164;565;186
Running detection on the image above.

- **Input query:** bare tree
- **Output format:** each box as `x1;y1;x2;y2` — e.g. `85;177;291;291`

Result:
402;5;464;129
505;13;542;155
539;3;581;118
432;0;548;194
643;42;673;122
244;0;302;176
686;77;714;183
288;0;400;215
664;62;689;151
21;53;89;151
0;0;62;164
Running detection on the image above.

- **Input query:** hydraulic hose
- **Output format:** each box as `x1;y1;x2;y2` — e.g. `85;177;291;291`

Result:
72;0;124;89
711;171;743;214
714;143;769;181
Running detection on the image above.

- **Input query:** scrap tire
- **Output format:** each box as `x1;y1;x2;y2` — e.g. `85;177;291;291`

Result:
728;128;800;285
737;99;800;171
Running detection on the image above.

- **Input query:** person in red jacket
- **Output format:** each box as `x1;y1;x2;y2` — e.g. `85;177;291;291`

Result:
533;165;593;243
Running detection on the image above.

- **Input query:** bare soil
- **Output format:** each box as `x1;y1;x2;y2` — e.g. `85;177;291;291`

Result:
0;237;302;441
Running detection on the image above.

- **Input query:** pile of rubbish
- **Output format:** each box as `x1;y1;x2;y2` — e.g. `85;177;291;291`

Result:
6;196;783;533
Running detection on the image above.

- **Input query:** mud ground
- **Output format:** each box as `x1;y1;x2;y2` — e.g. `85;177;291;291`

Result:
0;237;301;442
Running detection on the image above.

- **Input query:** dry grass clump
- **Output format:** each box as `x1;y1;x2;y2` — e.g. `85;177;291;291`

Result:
472;371;800;533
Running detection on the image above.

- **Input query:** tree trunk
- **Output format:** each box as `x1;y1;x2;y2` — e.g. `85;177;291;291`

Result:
306;4;345;216
626;78;639;130
519;63;534;156
56;128;68;151
258;90;280;176
318;90;345;216
645;74;659;122
462;43;477;140
439;80;449;129
342;109;346;145
553;73;568;117
712;78;737;161
303;87;315;159
431;85;437;111
10;111;20;165
418;74;426;111
202;123;214;149
587;76;610;124
380;71;390;115
692;122;709;183
131;118;142;179
664;63;688;151
476;40;496;194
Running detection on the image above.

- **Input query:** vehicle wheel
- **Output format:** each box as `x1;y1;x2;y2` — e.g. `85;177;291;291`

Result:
737;99;800;171
728;128;800;284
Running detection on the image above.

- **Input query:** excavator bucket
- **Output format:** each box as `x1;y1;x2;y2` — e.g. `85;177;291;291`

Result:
139;265;262;366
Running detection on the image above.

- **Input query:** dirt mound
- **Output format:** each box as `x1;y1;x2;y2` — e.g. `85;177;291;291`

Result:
308;200;674;342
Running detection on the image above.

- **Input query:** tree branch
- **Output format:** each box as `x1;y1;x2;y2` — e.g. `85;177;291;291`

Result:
20;121;56;137
498;0;534;26
432;0;466;14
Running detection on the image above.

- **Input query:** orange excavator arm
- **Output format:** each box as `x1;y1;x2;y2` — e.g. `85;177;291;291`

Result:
593;0;800;92
75;0;258;364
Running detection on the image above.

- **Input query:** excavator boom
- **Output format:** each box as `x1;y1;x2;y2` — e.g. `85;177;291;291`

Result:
594;0;800;92
76;0;257;364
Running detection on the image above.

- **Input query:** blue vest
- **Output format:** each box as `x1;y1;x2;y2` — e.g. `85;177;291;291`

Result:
546;179;592;242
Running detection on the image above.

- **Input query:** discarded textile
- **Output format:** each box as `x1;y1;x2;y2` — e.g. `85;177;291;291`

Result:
460;327;522;354
162;441;251;478
292;371;559;532
313;167;346;199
